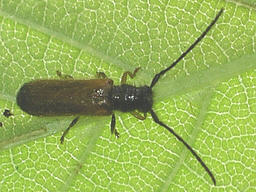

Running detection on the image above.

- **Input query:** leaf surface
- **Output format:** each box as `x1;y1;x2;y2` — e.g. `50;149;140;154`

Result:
0;1;255;191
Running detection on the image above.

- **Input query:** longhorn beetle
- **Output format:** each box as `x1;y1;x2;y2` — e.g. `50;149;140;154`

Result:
17;9;224;185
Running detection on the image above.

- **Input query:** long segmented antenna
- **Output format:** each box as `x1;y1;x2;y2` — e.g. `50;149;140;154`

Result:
149;9;224;185
150;109;216;185
150;8;224;88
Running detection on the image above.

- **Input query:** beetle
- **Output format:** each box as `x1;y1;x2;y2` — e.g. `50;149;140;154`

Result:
16;9;224;185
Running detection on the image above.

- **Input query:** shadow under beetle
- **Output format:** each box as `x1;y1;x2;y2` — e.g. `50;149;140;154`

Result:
16;9;224;185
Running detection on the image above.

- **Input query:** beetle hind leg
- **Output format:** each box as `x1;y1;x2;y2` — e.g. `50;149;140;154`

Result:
60;116;80;144
111;113;119;138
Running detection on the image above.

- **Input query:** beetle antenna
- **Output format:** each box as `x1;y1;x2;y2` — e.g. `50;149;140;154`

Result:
150;8;224;88
150;109;216;185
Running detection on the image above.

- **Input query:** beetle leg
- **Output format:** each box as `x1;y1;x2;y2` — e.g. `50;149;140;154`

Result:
121;67;141;84
56;70;74;79
130;111;147;120
96;72;108;79
111;113;119;138
60;116;80;144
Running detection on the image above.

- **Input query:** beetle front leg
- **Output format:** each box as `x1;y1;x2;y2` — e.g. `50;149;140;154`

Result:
111;113;119;138
121;67;141;84
130;111;147;120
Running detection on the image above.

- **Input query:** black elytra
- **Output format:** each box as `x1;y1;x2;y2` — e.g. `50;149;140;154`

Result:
16;9;224;185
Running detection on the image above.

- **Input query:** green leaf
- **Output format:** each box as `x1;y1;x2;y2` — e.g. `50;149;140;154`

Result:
0;1;255;191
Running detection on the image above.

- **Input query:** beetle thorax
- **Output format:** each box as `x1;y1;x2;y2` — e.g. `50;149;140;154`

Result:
110;84;153;113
